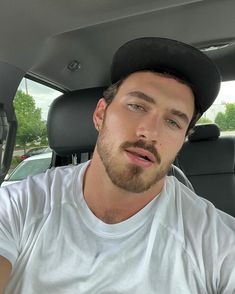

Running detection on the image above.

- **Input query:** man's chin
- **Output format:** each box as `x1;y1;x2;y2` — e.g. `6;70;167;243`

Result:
107;165;166;193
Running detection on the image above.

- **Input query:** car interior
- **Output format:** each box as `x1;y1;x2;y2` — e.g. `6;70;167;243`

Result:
1;0;235;217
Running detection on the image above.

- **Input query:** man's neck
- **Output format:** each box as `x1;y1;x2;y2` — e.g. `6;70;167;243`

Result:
82;153;165;224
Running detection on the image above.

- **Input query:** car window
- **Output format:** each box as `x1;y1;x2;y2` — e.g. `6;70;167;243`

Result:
18;78;61;121
29;148;46;156
197;80;235;136
8;157;52;181
10;78;61;174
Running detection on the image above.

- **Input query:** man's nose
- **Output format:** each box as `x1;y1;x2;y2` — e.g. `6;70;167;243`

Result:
136;115;160;143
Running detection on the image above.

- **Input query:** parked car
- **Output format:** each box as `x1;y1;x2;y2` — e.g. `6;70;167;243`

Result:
20;147;51;159
2;152;52;187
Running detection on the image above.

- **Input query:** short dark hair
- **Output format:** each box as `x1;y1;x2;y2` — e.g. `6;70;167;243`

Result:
103;71;201;135
103;79;123;105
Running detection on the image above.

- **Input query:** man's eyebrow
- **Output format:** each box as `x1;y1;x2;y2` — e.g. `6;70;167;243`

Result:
170;109;189;125
127;91;156;104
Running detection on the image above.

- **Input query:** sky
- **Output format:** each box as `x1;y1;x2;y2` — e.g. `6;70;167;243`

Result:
18;78;235;120
214;80;235;104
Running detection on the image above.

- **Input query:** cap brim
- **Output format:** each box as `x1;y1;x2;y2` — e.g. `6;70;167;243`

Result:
111;37;221;114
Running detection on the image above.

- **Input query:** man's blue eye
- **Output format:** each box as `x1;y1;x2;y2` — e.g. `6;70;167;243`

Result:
166;119;180;129
128;104;145;111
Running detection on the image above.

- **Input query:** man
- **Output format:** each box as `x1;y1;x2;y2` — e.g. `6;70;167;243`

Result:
0;37;235;293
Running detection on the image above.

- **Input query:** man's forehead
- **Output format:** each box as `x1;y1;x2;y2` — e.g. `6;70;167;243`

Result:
118;71;194;97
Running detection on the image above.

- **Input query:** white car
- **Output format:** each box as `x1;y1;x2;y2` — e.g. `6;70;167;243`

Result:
2;152;52;187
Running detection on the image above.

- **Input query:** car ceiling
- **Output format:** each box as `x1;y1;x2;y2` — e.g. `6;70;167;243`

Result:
1;0;235;96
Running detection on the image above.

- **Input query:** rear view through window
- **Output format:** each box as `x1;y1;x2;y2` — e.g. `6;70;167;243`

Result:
8;156;52;181
198;80;235;136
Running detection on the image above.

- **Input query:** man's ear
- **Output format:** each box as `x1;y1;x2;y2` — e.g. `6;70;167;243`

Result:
93;98;107;131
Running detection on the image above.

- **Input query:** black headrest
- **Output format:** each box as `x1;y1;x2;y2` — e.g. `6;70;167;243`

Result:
188;123;220;142
47;87;105;155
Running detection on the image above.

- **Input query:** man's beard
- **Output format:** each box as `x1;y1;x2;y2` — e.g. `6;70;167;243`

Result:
97;122;174;193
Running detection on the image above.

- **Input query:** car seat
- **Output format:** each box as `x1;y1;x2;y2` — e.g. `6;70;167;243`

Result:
176;123;235;217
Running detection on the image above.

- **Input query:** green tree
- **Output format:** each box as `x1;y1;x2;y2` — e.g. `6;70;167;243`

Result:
225;103;235;130
197;116;212;124
14;90;47;151
215;103;235;131
215;112;228;131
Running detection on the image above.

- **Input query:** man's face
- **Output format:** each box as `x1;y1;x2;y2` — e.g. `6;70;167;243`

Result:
94;71;195;193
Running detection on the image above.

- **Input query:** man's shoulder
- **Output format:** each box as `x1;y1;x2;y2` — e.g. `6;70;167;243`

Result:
168;175;234;216
0;161;88;209
3;161;87;190
165;175;235;245
0;162;88;232
162;176;235;291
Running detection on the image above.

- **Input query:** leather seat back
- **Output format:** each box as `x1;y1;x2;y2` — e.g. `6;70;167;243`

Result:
176;124;235;216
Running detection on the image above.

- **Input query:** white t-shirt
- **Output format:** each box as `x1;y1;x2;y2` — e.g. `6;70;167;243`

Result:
0;161;235;294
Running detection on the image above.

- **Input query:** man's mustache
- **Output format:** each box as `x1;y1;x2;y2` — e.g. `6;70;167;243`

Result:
120;140;161;164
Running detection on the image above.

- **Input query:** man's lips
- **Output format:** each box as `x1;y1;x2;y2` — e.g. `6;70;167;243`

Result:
125;147;156;163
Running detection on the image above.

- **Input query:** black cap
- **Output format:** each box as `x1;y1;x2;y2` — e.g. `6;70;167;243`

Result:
111;37;221;114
